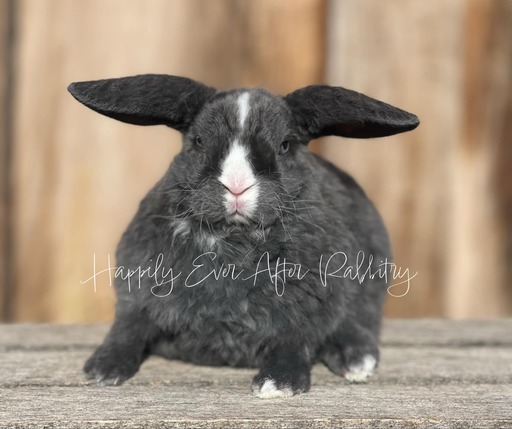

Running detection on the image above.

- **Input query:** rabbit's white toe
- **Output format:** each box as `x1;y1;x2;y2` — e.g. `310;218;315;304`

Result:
344;354;377;383
252;378;294;399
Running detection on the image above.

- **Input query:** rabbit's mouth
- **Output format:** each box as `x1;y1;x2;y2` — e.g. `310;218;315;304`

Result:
227;212;252;225
223;182;259;220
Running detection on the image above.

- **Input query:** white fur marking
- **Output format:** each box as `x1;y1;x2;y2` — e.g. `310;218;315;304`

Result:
172;219;190;238
219;141;258;220
237;92;250;129
344;354;377;383
195;231;218;251
252;378;293;399
172;217;219;251
219;141;253;189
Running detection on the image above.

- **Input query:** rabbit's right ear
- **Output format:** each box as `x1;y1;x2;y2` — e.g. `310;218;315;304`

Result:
67;74;216;132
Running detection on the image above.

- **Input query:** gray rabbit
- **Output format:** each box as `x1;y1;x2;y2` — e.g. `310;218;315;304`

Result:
68;75;419;398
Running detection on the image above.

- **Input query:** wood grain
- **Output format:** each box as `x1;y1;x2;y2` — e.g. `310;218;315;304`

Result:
324;0;512;318
6;0;512;322
0;0;11;322
1;321;511;428
492;0;512;311
10;0;325;322
0;0;5;321
448;0;512;317
2;319;512;349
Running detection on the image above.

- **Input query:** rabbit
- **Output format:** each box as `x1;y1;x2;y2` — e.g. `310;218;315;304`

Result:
68;74;419;398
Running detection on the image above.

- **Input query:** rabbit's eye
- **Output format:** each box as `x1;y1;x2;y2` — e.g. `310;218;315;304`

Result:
279;140;290;155
194;135;202;146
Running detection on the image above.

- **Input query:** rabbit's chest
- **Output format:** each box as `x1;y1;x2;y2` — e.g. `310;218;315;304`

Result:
144;247;328;333
152;271;278;332
142;249;334;366
149;275;283;366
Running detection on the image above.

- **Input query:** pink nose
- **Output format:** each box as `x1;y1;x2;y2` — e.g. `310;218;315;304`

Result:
225;184;251;196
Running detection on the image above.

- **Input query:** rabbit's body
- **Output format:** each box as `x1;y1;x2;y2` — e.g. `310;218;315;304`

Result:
69;76;418;397
117;153;389;370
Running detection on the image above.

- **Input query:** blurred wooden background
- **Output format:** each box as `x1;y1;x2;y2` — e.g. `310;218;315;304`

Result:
0;0;510;322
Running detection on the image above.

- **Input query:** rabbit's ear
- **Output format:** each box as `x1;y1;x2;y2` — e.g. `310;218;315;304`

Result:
68;74;216;132
285;85;419;139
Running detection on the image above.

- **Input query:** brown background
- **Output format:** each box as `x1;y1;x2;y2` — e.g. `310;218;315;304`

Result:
0;0;511;322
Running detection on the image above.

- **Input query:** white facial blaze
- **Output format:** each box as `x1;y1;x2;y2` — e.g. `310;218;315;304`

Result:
218;140;258;220
219;141;253;190
237;92;250;129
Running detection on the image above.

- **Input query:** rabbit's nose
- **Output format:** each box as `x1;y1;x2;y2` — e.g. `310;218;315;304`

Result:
224;183;253;196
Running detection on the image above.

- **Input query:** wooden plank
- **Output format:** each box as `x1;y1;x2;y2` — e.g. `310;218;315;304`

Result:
1;384;509;428
381;319;512;346
447;0;512;317
2;347;512;387
324;0;512;318
228;0;326;94
0;322;511;427
324;0;463;317
0;0;11;321
491;1;512;309
2;320;512;350
10;0;325;323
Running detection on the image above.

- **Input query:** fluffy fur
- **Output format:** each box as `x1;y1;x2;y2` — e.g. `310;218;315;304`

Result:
68;74;419;396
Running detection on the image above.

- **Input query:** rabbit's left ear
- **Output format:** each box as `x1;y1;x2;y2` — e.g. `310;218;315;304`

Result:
285;85;419;139
68;74;216;132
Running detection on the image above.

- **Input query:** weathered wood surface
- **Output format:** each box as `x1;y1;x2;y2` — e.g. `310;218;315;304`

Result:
0;0;11;321
3;0;512;324
10;0;325;323
324;0;512;318
1;320;511;428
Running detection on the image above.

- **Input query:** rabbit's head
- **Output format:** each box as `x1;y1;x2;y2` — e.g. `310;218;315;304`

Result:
68;75;419;234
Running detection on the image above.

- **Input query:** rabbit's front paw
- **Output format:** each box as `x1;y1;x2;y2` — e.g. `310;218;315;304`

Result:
251;365;310;399
84;345;141;386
